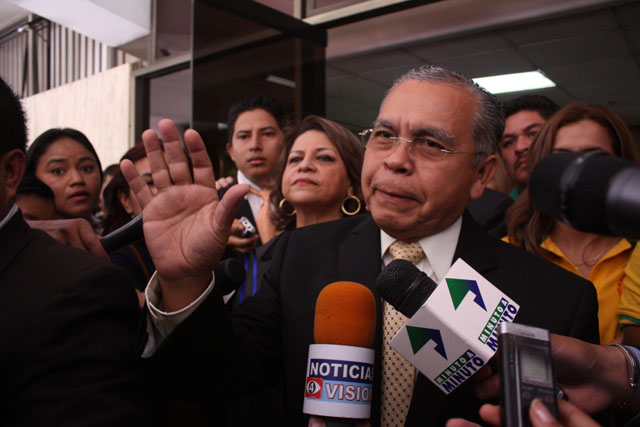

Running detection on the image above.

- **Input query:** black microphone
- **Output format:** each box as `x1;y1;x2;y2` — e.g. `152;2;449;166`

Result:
375;259;438;317
100;214;143;253
529;151;640;239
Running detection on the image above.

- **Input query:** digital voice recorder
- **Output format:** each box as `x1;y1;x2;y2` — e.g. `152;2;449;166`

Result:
239;216;256;237
499;322;558;427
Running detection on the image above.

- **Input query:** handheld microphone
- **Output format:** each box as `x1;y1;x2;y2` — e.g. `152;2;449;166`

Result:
375;259;438;317
303;281;377;423
377;259;520;394
100;214;143;253
529;151;640;239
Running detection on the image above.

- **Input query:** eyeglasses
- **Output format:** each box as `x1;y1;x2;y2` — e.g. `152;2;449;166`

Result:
359;128;481;161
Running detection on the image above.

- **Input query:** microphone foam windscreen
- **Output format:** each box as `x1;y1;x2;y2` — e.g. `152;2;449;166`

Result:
314;281;376;348
531;152;628;234
375;259;436;318
529;152;574;221
567;154;629;233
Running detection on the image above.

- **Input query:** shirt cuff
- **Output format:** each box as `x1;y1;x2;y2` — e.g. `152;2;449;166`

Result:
141;271;215;358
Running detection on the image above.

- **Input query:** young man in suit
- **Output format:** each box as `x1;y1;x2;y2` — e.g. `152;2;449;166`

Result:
0;77;150;425
222;95;285;255
220;95;285;306
126;65;599;426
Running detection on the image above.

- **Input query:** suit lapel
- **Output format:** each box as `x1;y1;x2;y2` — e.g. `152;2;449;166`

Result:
452;211;499;274
337;215;381;290
237;199;255;225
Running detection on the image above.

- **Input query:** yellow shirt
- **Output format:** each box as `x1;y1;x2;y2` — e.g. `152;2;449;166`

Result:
540;237;631;345
618;245;640;328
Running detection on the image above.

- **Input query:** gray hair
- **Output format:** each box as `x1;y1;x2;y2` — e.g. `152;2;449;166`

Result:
389;64;504;167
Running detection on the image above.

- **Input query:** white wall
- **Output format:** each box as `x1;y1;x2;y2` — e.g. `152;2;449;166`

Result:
22;63;133;169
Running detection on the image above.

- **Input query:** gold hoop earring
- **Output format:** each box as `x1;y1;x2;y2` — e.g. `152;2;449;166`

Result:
278;198;296;216
341;195;361;216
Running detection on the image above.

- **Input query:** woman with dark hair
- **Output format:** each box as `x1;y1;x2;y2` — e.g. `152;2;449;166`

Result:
506;102;640;344
26;128;102;222
257;114;365;241
103;143;155;305
224;115;364;427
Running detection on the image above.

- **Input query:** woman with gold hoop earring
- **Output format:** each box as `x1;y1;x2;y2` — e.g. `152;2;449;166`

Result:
251;115;365;246
242;115;364;287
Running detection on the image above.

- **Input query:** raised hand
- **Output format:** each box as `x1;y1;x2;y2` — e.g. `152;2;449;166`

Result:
121;119;249;311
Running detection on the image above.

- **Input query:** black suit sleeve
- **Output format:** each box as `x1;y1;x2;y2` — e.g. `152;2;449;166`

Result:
151;232;291;407
567;277;601;344
2;264;150;426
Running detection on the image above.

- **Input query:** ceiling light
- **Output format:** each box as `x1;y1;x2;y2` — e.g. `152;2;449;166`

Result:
266;75;295;88
472;70;555;94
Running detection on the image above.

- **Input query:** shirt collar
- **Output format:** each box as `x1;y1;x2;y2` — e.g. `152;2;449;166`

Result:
0;204;19;232
237;170;262;192
380;216;462;282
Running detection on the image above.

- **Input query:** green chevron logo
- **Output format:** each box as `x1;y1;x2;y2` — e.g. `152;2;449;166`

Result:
446;278;487;311
406;326;447;359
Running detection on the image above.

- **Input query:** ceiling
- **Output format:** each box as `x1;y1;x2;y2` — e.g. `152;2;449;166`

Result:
2;0;639;141
0;0;25;30
324;0;640;137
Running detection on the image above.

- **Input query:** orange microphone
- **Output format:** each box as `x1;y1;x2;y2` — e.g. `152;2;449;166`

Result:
303;281;377;423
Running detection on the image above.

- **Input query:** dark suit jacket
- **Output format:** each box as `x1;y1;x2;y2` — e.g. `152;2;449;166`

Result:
0;212;150;426
154;212;599;426
219;180;266;307
466;188;514;239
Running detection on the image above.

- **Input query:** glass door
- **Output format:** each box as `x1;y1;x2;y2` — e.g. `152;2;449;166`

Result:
191;0;326;177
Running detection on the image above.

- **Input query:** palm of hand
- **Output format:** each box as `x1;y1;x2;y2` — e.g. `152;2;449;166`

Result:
122;119;250;310
143;183;227;283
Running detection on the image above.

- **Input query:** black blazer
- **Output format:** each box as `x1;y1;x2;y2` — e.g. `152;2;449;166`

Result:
154;212;599;426
0;212;150;425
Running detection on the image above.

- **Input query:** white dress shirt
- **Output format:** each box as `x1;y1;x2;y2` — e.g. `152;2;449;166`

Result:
237;170;263;222
380;216;462;283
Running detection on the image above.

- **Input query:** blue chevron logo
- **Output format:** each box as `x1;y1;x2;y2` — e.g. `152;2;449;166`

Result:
406;326;448;359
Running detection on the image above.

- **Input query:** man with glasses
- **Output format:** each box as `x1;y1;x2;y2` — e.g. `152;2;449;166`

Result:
129;65;598;426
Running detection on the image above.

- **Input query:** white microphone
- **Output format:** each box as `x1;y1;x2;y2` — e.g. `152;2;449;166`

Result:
377;259;520;394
